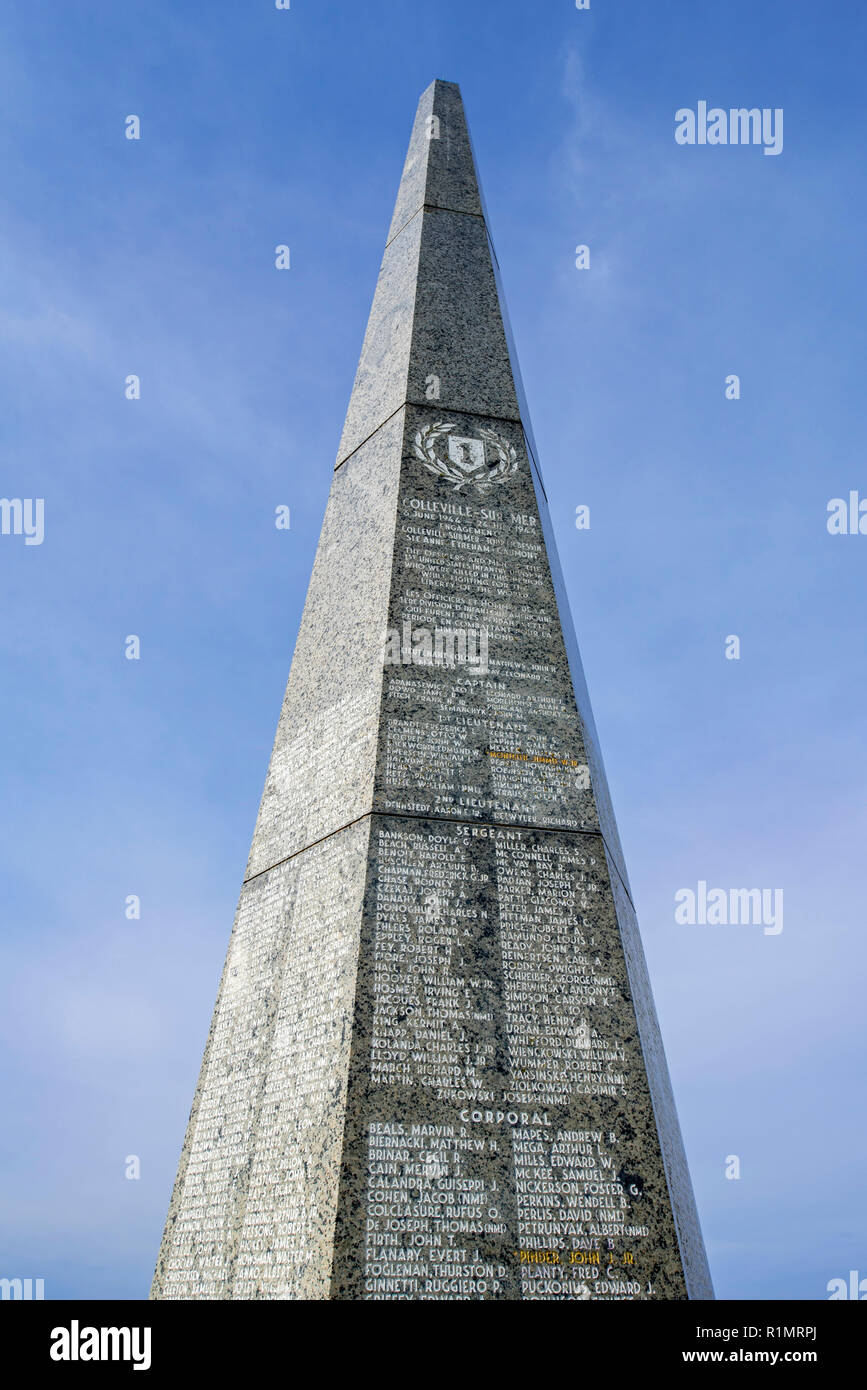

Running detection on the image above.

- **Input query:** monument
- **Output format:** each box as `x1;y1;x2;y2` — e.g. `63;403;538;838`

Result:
151;80;713;1301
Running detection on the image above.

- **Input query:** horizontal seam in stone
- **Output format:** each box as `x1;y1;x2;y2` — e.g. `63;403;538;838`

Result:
385;201;485;251
243;810;376;881
334;401;526;474
243;808;617;885
333;403;406;473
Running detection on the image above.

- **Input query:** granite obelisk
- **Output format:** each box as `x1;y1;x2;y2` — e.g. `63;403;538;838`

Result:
152;80;713;1301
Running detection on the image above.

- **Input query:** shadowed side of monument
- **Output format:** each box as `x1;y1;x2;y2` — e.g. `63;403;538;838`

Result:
151;80;712;1302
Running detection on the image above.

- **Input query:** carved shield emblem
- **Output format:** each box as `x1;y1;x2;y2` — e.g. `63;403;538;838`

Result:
447;435;486;473
413;421;518;494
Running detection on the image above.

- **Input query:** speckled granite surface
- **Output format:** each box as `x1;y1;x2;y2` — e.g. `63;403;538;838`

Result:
151;80;712;1301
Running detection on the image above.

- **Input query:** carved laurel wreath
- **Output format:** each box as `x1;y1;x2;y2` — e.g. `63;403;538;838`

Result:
413;421;518;494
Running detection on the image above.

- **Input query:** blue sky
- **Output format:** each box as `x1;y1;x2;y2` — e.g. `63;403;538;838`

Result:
1;0;865;1300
